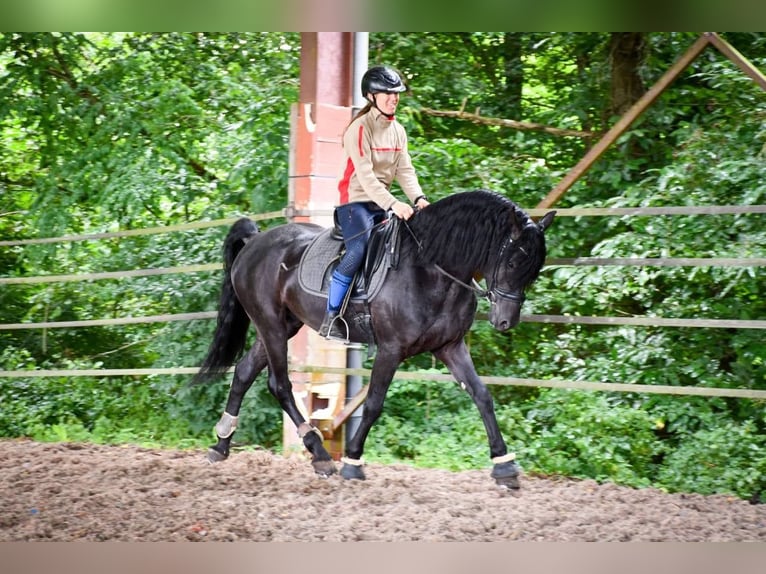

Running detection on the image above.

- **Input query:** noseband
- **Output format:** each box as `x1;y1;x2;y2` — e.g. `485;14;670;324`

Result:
487;284;525;304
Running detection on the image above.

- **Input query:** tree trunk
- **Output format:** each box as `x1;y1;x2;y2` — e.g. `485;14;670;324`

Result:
609;32;646;117
501;32;523;119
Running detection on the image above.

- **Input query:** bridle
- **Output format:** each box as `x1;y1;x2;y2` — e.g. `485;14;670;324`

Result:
432;233;527;305
484;234;527;305
397;210;530;305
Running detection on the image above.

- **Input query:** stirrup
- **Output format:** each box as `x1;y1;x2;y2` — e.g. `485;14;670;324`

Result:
319;311;349;342
328;318;349;342
325;316;349;342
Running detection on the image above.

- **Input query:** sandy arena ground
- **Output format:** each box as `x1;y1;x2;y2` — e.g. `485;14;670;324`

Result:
1;438;764;542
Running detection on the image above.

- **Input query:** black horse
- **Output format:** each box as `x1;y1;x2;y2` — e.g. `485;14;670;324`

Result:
195;189;555;488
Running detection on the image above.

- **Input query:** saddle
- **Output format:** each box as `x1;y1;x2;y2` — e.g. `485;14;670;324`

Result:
298;215;403;352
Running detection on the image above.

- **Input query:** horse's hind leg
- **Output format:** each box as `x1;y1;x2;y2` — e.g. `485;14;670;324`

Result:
265;368;337;477
434;340;520;490
262;340;337;477
208;340;268;462
251;314;336;477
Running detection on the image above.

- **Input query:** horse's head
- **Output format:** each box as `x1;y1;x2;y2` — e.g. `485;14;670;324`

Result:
487;210;555;331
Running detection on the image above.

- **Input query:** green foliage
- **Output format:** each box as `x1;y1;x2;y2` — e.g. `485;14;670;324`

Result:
2;33;766;501
0;348;208;448
366;386;661;489
518;390;660;487
657;418;766;501
364;377;490;469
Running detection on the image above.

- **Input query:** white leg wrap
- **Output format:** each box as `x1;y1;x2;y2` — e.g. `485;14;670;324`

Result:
340;456;364;466
492;452;516;464
297;422;323;440
215;412;238;439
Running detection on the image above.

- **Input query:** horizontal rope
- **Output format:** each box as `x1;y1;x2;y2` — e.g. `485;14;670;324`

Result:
526;205;766;217
0;368;205;377
281;206;766;218
0;263;222;285
0;311;218;330
522;314;766;329
2;206;764;249
2;311;763;331
0;211;284;247
546;257;766;267
292;365;766;400
5;255;765;286
1;365;763;400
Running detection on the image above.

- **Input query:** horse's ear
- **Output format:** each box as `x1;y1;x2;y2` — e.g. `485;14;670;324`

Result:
509;209;523;239
538;211;556;232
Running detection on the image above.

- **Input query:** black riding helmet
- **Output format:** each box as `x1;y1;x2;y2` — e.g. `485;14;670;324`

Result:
362;66;406;119
362;65;406;98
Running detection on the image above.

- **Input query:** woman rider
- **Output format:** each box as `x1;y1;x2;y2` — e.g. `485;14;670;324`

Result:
319;65;430;339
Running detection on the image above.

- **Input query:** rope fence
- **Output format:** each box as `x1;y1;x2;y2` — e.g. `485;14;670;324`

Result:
0;264;222;285
1;312;765;331
0;211;284;247
1;203;764;400
2;205;764;248
0;365;763;400
2;256;765;287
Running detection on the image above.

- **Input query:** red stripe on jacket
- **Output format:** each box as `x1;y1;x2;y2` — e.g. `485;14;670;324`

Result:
338;158;355;204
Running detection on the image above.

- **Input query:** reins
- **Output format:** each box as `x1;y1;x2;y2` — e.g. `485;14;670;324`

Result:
432;264;489;298
340;209;526;305
400;213;523;304
341;218;389;243
399;215;469;290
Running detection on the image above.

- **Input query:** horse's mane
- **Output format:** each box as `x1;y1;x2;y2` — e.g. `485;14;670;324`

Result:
403;189;546;284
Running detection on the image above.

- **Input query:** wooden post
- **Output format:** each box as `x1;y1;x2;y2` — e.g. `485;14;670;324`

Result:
285;33;354;461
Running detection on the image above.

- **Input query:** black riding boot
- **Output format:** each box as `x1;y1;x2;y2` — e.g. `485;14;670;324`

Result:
318;310;346;340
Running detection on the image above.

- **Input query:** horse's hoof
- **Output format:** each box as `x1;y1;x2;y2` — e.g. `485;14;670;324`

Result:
206;447;228;464
495;475;521;492
312;459;337;477
491;460;521;490
340;463;366;480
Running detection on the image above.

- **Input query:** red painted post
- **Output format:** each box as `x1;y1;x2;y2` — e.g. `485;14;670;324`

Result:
284;33;354;460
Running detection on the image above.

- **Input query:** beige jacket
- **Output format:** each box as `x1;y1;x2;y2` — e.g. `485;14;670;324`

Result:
337;108;423;209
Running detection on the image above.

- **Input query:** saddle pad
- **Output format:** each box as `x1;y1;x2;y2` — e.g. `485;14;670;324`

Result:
298;229;341;296
298;228;390;301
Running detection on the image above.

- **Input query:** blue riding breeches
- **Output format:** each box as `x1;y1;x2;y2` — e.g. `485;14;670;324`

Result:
334;202;386;278
326;202;385;312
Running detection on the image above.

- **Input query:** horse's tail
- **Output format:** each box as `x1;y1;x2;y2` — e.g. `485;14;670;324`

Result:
194;218;259;383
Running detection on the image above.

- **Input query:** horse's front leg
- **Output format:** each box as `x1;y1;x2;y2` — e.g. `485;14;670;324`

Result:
433;340;520;490
340;350;400;480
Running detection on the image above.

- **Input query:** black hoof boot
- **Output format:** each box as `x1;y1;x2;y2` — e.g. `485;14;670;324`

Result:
491;460;521;490
312;458;338;477
340;461;366;480
207;446;229;463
